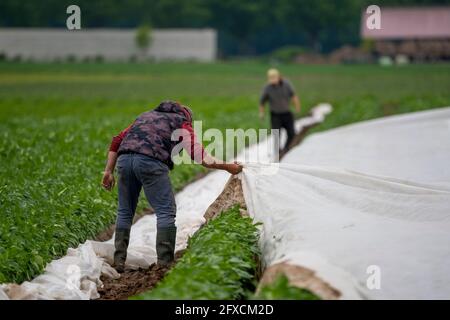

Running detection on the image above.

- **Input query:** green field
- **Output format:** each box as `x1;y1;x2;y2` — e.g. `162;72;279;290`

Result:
1;62;449;283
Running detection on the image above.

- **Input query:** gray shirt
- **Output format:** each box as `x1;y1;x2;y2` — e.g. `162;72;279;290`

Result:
260;79;295;114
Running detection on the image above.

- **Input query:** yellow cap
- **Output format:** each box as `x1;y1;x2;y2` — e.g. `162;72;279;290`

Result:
267;68;280;84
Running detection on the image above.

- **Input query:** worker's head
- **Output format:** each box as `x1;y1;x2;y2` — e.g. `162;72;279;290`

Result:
267;68;281;85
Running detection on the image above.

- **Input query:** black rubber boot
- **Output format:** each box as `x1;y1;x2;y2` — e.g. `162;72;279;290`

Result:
156;226;177;266
113;228;130;273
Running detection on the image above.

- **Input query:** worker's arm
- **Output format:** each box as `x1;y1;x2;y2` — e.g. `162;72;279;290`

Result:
181;122;243;175
102;151;118;190
292;95;301;114
202;154;242;175
286;80;301;114
102;123;133;191
259;104;265;120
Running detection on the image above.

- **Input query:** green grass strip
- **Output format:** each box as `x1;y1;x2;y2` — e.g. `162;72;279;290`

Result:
133;206;260;300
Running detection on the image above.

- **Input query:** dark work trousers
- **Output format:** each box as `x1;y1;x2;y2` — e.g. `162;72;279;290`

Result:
271;111;296;154
116;153;176;230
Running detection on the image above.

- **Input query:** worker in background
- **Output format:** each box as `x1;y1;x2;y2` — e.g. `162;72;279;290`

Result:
102;101;242;272
259;68;301;155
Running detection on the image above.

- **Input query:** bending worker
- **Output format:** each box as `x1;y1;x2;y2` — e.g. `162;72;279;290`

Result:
259;68;301;154
102;100;242;272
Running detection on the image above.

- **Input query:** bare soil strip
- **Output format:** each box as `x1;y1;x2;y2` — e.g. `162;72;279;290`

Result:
97;251;184;300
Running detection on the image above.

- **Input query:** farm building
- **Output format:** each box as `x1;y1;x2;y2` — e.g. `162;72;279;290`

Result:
361;7;450;61
0;28;217;62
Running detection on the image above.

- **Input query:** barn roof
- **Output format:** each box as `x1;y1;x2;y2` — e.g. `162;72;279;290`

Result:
361;7;450;40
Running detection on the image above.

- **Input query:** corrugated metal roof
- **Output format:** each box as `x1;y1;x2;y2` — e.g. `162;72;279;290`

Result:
361;7;450;39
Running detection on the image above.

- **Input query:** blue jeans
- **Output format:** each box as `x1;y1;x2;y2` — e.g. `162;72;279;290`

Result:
116;153;176;230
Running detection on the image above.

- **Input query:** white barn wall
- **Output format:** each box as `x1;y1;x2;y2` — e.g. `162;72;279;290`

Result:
0;28;217;62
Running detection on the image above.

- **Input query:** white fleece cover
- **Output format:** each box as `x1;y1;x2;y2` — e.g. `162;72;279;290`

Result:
0;104;332;300
242;107;450;300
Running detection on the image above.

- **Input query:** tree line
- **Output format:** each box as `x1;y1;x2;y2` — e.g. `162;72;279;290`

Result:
0;0;448;56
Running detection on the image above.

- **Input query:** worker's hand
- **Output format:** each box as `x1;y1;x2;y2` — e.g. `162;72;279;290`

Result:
259;110;265;120
226;162;243;175
102;170;115;191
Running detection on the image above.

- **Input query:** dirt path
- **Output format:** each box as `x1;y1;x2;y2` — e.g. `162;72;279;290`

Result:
97;251;184;300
